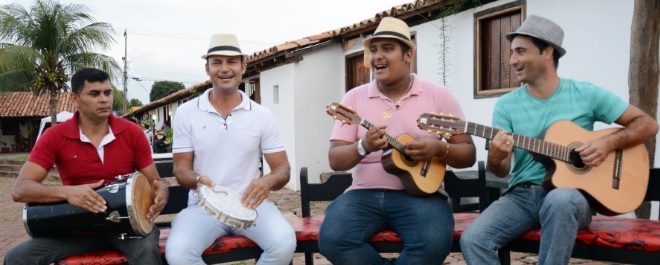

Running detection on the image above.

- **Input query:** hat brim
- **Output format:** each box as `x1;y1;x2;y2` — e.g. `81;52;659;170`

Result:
201;51;247;59
363;35;416;51
505;32;566;57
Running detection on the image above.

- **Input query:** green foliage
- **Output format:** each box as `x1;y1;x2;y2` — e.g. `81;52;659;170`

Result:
129;98;143;108
0;0;120;122
435;0;482;18
111;85;125;114
150;80;184;102
164;129;173;145
1;154;29;161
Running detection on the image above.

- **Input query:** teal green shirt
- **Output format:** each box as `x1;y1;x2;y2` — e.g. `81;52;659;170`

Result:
492;78;628;188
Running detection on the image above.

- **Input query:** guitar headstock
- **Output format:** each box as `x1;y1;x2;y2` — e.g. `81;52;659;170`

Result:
326;102;362;125
417;112;467;137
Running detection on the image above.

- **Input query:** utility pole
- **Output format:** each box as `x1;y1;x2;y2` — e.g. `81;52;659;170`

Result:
122;29;128;115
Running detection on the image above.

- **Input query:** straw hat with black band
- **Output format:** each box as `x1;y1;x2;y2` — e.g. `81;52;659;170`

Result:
201;33;248;59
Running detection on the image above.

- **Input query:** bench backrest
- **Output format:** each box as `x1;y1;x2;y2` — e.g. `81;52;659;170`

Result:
154;160;189;218
299;166;487;217
645;168;660;202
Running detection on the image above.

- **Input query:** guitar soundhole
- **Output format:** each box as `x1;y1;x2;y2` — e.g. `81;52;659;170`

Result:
400;153;417;167
569;150;586;169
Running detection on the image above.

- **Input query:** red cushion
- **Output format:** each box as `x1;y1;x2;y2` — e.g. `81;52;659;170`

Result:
517;216;660;252
291;213;479;243
58;213;660;264
56;228;257;265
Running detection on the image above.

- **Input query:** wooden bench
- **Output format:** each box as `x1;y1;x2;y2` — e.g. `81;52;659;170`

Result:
484;164;660;265
57;162;487;264
292;166;488;265
56;160;264;265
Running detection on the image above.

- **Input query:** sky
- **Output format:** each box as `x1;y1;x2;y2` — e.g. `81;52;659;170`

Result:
3;0;412;104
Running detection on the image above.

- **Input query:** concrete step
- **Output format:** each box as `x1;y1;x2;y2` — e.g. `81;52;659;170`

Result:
0;164;22;172
0;159;59;179
0;160;25;166
0;170;19;178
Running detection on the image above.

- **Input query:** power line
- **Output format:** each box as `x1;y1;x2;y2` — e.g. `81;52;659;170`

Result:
111;28;277;46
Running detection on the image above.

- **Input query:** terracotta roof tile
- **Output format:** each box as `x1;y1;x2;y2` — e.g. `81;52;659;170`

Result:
0;92;77;118
130;0;456;115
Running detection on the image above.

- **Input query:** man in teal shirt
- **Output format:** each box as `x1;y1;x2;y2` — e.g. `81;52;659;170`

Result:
460;15;658;264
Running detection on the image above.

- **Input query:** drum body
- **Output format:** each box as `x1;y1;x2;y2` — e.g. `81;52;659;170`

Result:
197;185;257;229
23;172;154;238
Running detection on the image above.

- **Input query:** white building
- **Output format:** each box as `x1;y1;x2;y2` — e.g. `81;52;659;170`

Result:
135;0;658;194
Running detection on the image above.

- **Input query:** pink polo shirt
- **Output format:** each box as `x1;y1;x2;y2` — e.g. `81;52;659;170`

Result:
29;112;153;186
330;74;465;191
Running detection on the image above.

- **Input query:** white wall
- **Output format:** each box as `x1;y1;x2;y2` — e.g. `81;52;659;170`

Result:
292;45;347;186
260;64;297;189
410;0;639;170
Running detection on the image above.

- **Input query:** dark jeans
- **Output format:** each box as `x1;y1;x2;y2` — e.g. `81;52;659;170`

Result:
318;189;454;265
153;139;169;153
4;227;161;265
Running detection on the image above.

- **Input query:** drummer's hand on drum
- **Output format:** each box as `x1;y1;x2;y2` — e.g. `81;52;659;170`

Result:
148;180;168;222
66;180;107;213
242;179;270;209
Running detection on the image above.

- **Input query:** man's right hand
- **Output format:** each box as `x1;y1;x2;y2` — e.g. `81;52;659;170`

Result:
66;180;107;213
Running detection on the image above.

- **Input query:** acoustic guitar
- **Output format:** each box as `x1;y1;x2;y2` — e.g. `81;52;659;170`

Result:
326;102;445;196
417;112;649;216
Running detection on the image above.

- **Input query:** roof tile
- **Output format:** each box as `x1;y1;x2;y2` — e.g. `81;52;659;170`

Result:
0;92;77;118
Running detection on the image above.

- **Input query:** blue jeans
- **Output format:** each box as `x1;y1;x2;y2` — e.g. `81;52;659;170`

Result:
460;187;593;265
318;189;454;265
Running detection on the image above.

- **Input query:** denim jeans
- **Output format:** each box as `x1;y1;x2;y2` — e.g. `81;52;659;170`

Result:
165;201;296;265
318;189;454;265
460;187;593;265
4;227;161;265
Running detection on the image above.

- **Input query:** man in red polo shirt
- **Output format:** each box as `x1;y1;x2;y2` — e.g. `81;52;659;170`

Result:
5;68;169;265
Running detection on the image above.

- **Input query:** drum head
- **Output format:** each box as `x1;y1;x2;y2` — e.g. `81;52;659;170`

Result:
199;185;257;221
129;173;154;235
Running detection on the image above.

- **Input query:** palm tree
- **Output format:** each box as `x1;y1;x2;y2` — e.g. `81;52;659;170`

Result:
0;0;120;123
112;85;125;115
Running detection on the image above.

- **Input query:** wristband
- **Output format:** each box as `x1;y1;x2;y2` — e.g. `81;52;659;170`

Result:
440;141;449;160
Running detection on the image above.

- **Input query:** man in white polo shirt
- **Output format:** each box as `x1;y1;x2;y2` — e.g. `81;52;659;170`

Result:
165;33;295;265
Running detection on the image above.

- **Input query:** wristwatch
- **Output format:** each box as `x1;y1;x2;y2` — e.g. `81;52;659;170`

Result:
357;139;370;156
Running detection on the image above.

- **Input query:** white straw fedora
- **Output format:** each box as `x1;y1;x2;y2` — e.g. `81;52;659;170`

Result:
363;17;416;51
506;15;566;57
201;34;247;59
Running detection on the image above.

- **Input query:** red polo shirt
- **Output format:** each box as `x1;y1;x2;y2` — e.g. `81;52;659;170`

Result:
29;112;153;186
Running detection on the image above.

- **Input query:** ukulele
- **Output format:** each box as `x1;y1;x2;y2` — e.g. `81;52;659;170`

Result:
326;102;445;196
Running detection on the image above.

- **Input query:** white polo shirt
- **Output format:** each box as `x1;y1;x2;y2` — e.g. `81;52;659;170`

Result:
172;88;285;204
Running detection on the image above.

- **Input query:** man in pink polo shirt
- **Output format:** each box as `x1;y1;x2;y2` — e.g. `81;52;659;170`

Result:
318;17;476;264
6;68;168;265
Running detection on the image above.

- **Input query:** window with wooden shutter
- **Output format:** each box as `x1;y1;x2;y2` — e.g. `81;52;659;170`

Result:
345;33;417;92
345;52;370;92
474;1;525;98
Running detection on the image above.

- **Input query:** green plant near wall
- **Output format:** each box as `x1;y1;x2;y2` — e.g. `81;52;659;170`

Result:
164;129;173;145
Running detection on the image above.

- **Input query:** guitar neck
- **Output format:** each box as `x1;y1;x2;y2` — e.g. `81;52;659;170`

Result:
360;119;405;153
464;122;573;163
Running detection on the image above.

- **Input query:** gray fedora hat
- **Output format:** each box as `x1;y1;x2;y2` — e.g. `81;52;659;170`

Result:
506;15;566;57
201;34;248;59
